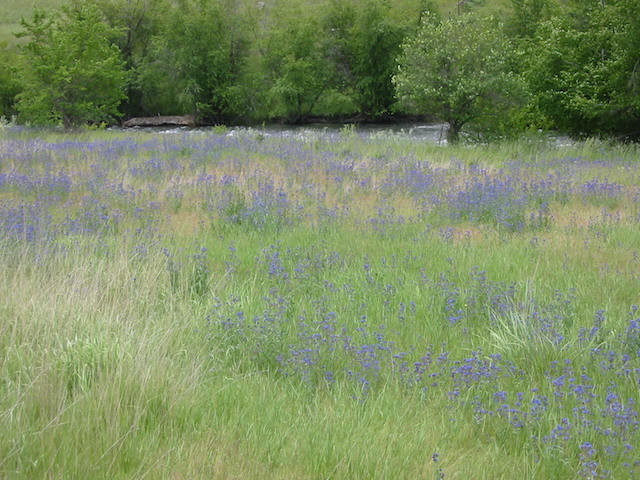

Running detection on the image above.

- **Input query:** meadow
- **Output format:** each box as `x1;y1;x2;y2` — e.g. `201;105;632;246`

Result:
1;125;639;479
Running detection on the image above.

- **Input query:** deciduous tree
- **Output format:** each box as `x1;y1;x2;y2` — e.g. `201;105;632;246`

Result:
525;0;640;138
138;0;249;122
394;13;525;143
264;15;335;122
16;4;127;127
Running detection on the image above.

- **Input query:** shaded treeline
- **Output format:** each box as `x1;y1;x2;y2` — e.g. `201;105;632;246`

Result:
0;0;638;140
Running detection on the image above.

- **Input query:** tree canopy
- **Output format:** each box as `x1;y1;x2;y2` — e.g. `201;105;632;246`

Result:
16;4;127;127
525;0;640;138
394;12;526;143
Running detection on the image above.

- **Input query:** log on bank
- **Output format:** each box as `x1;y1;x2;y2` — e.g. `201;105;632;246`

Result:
122;115;197;128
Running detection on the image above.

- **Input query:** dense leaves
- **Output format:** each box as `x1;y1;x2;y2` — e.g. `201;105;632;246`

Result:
264;14;336;122
138;0;250;121
394;13;526;143
523;1;640;138
16;4;127;127
323;0;406;119
0;43;21;119
85;0;166;117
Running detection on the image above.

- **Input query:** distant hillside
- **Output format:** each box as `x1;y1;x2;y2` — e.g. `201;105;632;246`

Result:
0;0;514;45
0;0;61;44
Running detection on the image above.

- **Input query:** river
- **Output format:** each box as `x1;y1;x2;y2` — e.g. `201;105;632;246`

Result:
126;122;574;147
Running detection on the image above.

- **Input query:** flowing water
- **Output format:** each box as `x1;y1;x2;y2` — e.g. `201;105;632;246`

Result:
122;122;574;146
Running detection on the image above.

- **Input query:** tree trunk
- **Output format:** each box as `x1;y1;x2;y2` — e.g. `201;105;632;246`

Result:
446;122;461;144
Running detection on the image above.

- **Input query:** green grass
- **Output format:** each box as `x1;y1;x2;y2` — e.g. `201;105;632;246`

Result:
0;128;639;478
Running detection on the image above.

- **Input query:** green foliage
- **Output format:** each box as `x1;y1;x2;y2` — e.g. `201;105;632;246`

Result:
260;0;414;122
85;0;160;61
0;0;61;45
506;0;554;37
336;0;407;118
0;43;21;118
394;13;526;143
137;0;250;121
15;4;127;127
82;0;167;117
525;0;640;138
264;15;336;122
354;21;404;118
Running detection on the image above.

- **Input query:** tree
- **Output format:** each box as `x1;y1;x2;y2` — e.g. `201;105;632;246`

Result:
83;0;167;117
337;0;406;119
506;0;554;38
16;4;127;127
394;13;526;143
525;0;640;138
137;0;249;122
264;15;335;123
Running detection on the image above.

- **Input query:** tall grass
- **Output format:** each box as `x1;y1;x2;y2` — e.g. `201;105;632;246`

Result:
1;127;639;478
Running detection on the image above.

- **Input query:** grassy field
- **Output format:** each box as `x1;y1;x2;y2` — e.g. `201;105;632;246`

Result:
1;125;639;479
